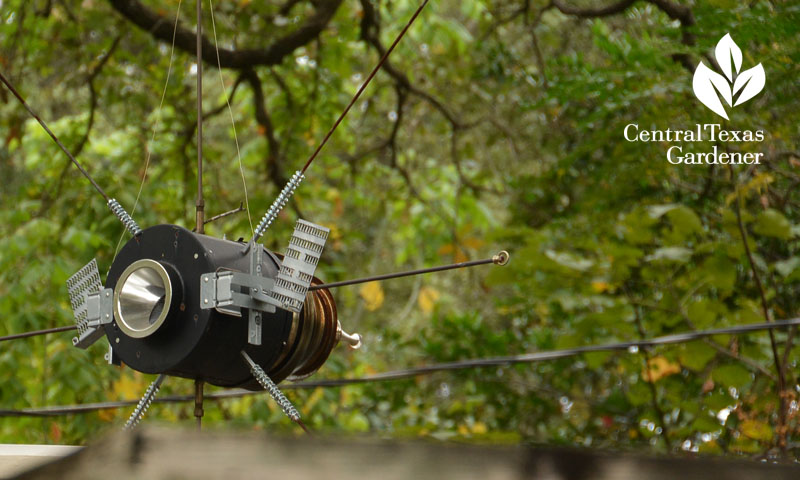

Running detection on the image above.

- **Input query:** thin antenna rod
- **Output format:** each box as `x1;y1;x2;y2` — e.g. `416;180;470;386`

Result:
308;251;509;291
0;71;110;202
195;0;205;234
299;0;430;174
0;325;77;343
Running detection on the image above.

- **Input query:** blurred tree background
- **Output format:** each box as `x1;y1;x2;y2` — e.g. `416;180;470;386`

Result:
1;0;799;460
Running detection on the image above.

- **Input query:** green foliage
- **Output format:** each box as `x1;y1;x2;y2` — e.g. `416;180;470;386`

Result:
1;0;799;461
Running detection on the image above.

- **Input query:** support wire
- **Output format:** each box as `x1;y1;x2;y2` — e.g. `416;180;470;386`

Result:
3;317;800;418
209;0;253;236
0;71;109;202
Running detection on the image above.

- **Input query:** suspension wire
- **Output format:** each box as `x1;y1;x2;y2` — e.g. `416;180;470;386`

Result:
0;325;77;343
248;0;429;245
299;0;430;175
209;0;253;237
3;317;800;418
0;71;109;202
113;0;183;256
309;251;509;291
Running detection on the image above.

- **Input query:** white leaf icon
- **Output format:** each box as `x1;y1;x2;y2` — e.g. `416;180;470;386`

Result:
733;63;765;106
693;62;732;120
715;33;742;82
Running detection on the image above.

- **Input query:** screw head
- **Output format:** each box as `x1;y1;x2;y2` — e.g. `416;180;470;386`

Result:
204;298;209;304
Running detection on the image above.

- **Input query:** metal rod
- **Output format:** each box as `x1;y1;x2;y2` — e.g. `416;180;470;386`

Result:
195;0;205;234
6;317;800;418
308;251;509;291
0;325;77;343
299;0;430;174
194;379;204;430
204;202;244;225
0;71;110;202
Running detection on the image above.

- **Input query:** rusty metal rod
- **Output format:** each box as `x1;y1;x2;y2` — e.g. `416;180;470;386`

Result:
195;0;205;234
308;251;509;291
300;0;430;174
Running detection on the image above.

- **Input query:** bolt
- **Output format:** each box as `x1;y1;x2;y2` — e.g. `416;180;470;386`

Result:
204;276;208;282
194;253;199;259
106;291;111;297
105;313;110;319
115;337;120;344
204;299;209;304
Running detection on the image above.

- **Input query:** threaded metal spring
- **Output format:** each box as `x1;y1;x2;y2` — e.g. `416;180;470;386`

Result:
124;374;165;430
253;171;304;241
241;351;300;422
108;198;142;237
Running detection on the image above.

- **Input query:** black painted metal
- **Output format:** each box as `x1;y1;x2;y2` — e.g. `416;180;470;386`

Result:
105;224;293;390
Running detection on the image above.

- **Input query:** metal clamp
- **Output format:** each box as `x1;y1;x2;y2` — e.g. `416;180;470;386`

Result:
200;259;277;346
200;271;276;312
73;287;113;349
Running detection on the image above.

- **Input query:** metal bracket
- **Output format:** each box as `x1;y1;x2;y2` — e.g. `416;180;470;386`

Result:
200;250;277;345
73;287;113;349
200;271;276;311
267;219;329;313
200;219;328;345
248;245;265;346
67;259;113;350
105;342;121;366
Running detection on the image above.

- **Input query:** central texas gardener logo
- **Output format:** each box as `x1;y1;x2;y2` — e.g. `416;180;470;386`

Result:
693;33;765;120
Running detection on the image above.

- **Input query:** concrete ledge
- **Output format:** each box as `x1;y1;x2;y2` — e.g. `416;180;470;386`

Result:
9;428;800;480
0;445;81;479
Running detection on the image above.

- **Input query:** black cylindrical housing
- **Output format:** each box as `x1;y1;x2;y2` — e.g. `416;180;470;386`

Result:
105;224;294;389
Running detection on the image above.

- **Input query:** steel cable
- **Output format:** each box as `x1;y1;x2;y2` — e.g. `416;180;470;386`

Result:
2;317;799;418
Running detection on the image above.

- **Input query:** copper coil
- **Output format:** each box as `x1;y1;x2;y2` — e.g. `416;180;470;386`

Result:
267;277;339;383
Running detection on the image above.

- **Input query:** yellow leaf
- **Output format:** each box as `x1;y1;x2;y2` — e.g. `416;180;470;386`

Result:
359;281;384;311
642;356;681;382
98;408;117;422
112;372;145;400
418;287;440;313
462;237;485;250
437;244;455;255
740;419;773;441
472;422;487;434
591;281;609;293
453;250;469;263
302;387;325;415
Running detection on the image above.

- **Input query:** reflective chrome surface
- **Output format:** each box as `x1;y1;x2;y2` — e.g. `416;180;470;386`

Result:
114;259;172;338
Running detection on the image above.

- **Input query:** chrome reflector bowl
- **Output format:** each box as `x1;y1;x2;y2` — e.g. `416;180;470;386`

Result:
113;259;173;339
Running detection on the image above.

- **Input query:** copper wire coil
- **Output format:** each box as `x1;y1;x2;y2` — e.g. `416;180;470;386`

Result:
267;277;339;383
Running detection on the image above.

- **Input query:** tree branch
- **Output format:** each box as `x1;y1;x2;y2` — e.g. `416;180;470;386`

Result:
108;0;342;70
549;0;696;72
242;68;285;189
551;0;636;17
